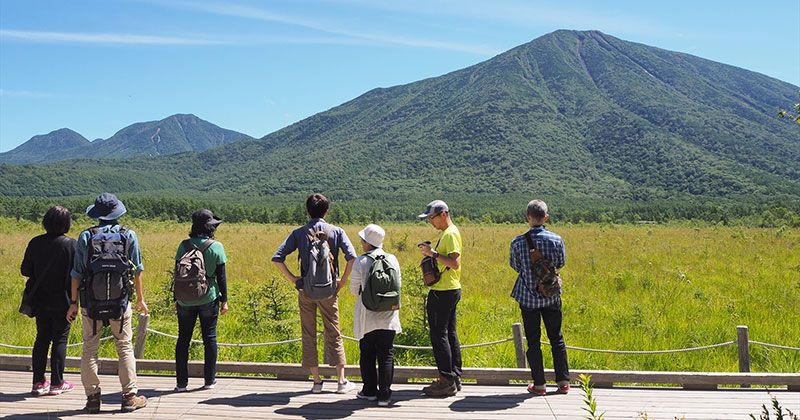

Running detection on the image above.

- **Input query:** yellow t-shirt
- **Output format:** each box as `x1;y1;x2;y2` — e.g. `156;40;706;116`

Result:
431;224;462;291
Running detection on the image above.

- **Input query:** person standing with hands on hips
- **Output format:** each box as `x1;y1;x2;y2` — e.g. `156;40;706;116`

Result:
417;200;463;397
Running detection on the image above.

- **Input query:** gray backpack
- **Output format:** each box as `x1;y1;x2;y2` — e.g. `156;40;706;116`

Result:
301;228;337;301
173;239;214;301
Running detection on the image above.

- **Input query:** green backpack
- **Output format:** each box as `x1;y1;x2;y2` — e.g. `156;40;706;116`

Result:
361;253;400;312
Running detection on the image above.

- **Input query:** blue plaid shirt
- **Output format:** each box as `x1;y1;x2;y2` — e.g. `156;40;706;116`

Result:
509;225;565;309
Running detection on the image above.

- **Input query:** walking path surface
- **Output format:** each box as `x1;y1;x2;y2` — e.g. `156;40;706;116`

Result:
1;370;798;419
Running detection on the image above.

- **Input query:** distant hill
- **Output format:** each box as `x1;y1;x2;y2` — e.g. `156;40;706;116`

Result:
0;128;90;164
0;114;253;164
1;30;798;208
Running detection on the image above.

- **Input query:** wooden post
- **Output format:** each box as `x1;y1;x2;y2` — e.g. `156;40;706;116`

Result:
134;313;150;359
737;325;750;388
512;323;526;368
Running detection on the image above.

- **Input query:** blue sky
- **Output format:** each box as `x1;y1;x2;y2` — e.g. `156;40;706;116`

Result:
1;0;798;152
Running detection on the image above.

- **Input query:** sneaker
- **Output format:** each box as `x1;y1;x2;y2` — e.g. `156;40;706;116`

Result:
423;378;457;397
455;376;462;391
121;393;147;412
174;386;188;392
84;392;101;414
202;381;216;390
377;399;391;407
356;391;377;401
311;381;323;394
336;380;356;394
48;380;74;395
527;384;547;396
31;380;50;396
556;381;570;394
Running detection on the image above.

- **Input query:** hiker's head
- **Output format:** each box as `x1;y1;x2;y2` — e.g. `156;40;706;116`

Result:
85;192;126;221
306;194;330;219
43;206;71;235
418;200;450;230
358;224;385;251
526;199;549;226
190;209;222;238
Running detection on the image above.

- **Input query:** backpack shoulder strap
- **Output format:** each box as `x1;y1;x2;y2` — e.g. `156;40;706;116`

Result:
198;239;215;253
524;230;536;251
181;239;193;254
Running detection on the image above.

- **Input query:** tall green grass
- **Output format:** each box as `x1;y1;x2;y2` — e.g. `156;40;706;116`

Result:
1;217;797;373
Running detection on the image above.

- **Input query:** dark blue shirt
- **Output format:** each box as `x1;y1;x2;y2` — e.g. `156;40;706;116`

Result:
272;218;357;277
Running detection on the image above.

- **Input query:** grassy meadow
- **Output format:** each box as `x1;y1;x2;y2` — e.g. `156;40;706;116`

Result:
1;217;798;374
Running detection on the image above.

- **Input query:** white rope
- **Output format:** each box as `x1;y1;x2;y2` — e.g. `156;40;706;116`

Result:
146;328;316;347
750;341;800;351
341;335;513;350
544;340;737;354
0;336;114;350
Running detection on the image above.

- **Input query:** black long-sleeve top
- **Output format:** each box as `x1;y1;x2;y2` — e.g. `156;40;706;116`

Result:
20;233;76;312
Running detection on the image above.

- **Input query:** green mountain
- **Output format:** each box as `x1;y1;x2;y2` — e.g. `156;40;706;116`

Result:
0;128;90;164
1;30;798;209
0;114;253;164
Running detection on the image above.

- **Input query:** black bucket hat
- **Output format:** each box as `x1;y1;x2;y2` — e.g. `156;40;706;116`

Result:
85;193;127;220
192;209;222;230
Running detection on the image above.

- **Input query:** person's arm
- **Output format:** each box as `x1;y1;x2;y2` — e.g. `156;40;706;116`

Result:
127;231;148;315
337;229;357;289
509;240;521;273
67;233;87;322
216;263;229;315
66;276;80;322
338;258;355;291
20;240;34;278
272;233;300;286
349;257;363;296
420;233;461;270
555;239;566;269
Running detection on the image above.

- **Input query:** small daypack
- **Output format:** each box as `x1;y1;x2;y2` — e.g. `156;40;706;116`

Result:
361;252;400;311
80;226;133;334
524;231;562;298
301;228;337;301
173;239;215;301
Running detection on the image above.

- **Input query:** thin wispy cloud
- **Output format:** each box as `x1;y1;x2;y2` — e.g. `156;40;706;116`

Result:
0;29;228;46
152;0;500;55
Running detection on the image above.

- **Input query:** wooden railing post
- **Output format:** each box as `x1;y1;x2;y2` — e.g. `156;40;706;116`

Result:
737;325;750;388
512;323;526;368
134;313;150;359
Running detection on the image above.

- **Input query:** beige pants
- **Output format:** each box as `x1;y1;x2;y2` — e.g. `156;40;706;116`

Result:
80;305;137;396
298;291;346;368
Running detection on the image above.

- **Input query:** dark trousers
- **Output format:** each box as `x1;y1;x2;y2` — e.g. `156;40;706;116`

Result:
32;309;71;386
426;289;462;380
359;329;396;400
521;303;570;386
175;300;219;387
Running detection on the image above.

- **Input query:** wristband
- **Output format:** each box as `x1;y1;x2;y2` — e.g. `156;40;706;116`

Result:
69;300;77;305
432;250;440;259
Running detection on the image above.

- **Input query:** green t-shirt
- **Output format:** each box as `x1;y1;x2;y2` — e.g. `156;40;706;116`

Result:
174;237;227;307
431;224;462;291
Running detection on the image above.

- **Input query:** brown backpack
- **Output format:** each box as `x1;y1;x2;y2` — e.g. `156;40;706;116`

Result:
173;239;215;301
524;232;562;297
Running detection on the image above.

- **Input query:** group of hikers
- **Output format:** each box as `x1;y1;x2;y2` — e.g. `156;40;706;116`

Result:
19;192;570;413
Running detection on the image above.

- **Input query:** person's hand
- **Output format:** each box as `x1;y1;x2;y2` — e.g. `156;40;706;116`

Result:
136;299;149;316
418;241;433;257
220;301;229;315
66;304;78;323
336;277;346;291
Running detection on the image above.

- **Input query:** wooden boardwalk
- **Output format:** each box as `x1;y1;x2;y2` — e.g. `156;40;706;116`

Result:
1;370;798;419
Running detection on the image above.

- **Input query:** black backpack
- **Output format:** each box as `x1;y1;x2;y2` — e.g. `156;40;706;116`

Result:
361;252;400;311
80;226;133;334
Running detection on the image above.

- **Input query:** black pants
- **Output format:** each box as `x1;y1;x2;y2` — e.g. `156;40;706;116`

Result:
426;289;462;380
521;303;570;386
175;300;219;387
359;329;396;400
32;309;71;386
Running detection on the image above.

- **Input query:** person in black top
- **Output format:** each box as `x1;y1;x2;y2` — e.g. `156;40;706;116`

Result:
21;206;76;396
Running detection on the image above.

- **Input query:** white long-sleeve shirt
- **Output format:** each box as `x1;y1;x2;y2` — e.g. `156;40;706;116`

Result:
349;248;402;340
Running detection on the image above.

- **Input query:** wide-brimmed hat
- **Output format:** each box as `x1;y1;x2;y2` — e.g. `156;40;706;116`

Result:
192;209;222;229
358;224;385;248
85;193;127;220
417;200;449;219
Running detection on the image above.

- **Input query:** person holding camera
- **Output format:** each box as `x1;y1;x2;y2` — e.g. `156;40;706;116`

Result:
417;200;462;397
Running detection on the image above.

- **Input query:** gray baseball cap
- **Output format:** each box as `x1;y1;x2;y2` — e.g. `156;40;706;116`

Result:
417;200;449;219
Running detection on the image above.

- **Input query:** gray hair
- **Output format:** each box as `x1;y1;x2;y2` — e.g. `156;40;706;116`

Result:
527;200;548;219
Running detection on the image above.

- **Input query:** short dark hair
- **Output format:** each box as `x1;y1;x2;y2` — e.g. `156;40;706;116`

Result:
189;223;216;239
306;194;330;219
527;200;548;220
42;206;71;235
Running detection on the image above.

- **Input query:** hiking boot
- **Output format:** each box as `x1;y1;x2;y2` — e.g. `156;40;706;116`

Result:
356;391;377;401
202;381;216;390
556;381;570;394
31;380;50;396
423;378;457;397
377;399;391;407
121;393;147;412
455;376;462;391
336;380;356;394
48;380;74;395
84;392;101;414
311;380;323;394
174;386;188;392
527;384;547;396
